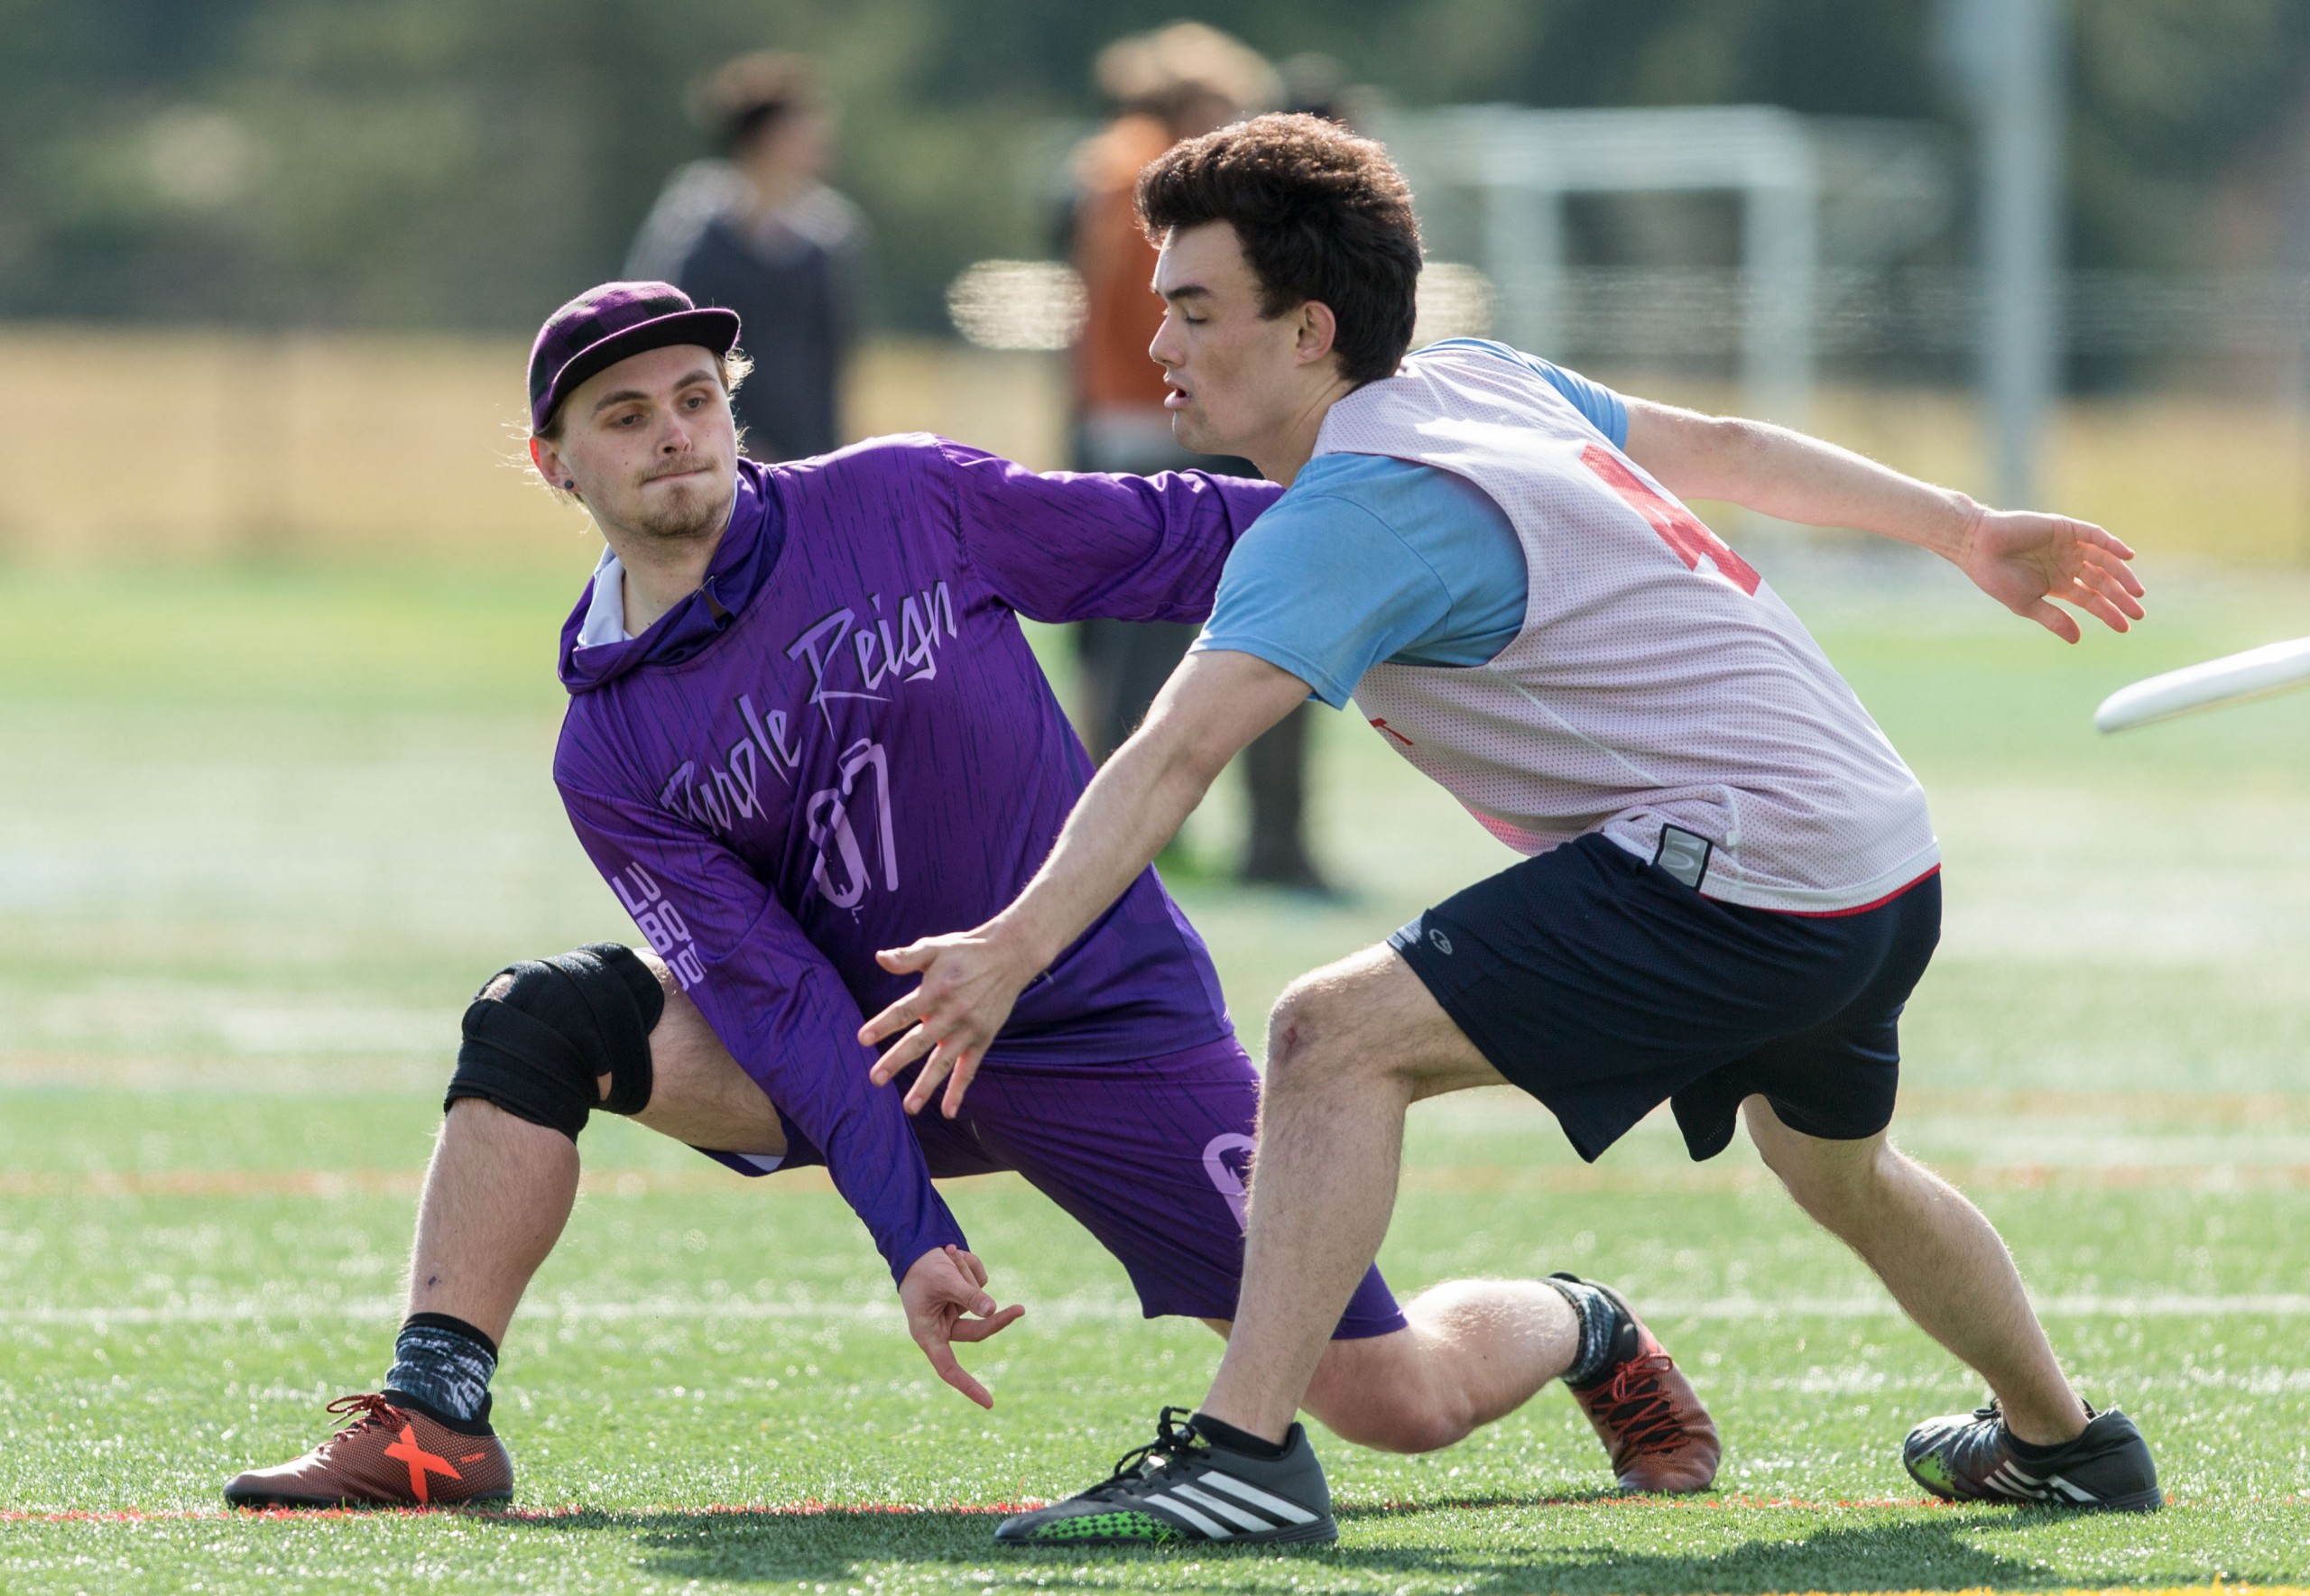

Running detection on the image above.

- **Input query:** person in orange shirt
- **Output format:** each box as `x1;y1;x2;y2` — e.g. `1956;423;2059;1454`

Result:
1067;25;1330;890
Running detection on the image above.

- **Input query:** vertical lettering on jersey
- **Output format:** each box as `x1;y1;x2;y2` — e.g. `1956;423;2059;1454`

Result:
610;861;707;991
1579;444;1761;596
804;737;900;909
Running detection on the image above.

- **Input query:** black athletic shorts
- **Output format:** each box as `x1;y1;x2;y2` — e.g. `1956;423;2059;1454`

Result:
1388;832;1942;1163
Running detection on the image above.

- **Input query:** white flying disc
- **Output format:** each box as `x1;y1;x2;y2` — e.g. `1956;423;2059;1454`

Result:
2094;635;2310;733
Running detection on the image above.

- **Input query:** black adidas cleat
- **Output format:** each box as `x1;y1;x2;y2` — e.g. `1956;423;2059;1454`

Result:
1903;1401;2161;1511
995;1407;1335;1547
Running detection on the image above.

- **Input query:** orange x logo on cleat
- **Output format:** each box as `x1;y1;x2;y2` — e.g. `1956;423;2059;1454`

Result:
383;1423;463;1504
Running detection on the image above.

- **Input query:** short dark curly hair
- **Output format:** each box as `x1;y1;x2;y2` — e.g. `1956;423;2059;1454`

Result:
1137;112;1422;385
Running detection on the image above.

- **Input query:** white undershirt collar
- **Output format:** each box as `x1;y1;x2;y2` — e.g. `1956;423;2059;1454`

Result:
576;546;633;646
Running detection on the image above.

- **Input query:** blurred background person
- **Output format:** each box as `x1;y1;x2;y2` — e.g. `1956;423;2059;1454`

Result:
1274;51;1379;131
1067;22;1339;891
626;52;864;463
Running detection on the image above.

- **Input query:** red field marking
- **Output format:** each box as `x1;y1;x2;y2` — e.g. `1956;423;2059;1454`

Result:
0;1169;426;1199
1899;1087;2310;1126
0;1167;838;1199
1397;1163;2310;1195
1352;1492;1954;1516
32;1489;2310;1526
0;1495;1943;1525
0;1053;437;1089
0;1497;1963;1525
12;1056;2304;1123
1;1499;1036;1525
9;1161;2310;1201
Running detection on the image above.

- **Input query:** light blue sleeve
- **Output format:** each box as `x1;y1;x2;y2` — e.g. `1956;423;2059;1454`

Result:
1191;487;1457;710
1423;337;1629;449
1191;455;1529;707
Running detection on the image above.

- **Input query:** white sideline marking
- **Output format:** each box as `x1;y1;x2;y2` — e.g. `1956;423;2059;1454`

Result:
0;1295;1116;1329
1652;1293;2310;1321
9;1291;2310;1330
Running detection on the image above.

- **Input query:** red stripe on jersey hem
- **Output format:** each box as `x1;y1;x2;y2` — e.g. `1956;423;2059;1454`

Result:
1743;864;1941;918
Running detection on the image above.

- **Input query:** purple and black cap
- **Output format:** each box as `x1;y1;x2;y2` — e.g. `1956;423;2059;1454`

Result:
528;281;741;434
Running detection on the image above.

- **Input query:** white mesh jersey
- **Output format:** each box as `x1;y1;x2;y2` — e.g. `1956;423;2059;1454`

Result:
1329;344;1938;913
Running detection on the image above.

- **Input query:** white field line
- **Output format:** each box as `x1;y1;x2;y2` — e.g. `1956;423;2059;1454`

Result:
9;1291;2310;1330
1645;1293;2310;1320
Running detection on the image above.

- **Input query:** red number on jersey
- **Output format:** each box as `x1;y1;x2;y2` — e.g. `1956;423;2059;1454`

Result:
1580;444;1760;596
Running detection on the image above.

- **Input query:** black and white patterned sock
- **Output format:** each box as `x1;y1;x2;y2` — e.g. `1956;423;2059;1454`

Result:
1548;1276;1627;1388
384;1313;499;1424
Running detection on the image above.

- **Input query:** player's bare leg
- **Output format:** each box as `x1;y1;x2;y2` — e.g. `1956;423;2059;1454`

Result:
1206;1281;1577;1453
225;954;782;1508
1191;948;1479;1441
403;1102;579;1347
405;955;785;1342
1742;1099;2086;1444
1207;946;1714;1483
1747;1102;2158;1508
996;946;1715;1544
1298;1280;1580;1452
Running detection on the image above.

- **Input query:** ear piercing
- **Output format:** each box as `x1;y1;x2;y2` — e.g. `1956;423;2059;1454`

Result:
563;479;575;488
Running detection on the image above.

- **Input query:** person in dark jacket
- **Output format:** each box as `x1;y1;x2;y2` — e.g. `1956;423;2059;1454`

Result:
1065;23;1336;890
627;52;864;463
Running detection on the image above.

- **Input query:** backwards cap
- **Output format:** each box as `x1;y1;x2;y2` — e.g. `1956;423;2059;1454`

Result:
528;281;740;434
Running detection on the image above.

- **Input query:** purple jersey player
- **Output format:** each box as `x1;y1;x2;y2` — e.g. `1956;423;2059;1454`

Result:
223;282;1714;1511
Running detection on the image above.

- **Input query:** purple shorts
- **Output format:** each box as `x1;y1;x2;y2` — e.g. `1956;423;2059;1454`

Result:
707;1036;1405;1339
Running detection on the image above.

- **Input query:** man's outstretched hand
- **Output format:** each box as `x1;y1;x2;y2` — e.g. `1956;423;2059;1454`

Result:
861;651;1311;1121
860;931;1038;1119
899;1244;1024;1409
1952;503;2145;643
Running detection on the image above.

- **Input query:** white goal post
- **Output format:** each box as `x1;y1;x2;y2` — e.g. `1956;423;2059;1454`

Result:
1373;105;1949;432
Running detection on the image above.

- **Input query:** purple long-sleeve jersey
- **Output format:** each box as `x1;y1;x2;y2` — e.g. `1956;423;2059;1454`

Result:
552;437;1281;1282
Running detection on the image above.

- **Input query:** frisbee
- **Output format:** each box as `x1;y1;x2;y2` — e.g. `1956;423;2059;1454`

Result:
2094;635;2310;733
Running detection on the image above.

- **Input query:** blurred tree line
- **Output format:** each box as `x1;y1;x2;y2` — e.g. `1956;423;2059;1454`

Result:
3;0;2306;335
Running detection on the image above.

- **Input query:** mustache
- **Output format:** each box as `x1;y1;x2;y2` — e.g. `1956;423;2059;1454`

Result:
642;456;714;483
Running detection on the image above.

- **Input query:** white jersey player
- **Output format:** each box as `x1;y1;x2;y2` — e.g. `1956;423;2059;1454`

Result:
866;114;2162;1544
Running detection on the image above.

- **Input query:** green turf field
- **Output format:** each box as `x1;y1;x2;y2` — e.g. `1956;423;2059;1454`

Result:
3;549;2308;1593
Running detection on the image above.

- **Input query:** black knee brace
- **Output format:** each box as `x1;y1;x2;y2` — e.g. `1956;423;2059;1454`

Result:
444;943;666;1141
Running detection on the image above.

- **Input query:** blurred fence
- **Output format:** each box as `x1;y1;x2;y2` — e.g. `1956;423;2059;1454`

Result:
0;326;568;563
951;256;2310;380
1535;267;2305;372
0;316;2305;567
0;329;1067;566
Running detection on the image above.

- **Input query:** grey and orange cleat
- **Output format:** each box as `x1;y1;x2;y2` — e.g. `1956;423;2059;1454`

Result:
1554;1274;1721;1493
995;1407;1335;1547
1904;1401;2160;1511
224;1391;513;1509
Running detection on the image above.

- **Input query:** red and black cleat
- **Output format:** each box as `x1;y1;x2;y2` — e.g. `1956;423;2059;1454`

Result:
1556;1274;1721;1493
224;1391;513;1509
